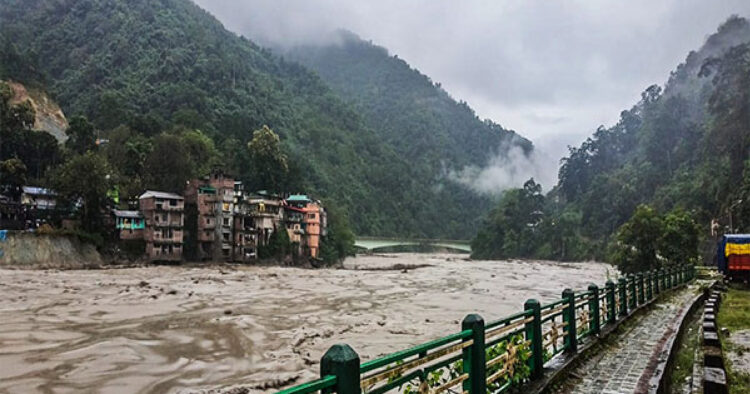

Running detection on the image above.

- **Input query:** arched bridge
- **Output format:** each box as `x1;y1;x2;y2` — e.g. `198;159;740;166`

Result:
353;237;472;253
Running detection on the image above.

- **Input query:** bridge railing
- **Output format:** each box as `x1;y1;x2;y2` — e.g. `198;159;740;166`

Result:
277;264;695;394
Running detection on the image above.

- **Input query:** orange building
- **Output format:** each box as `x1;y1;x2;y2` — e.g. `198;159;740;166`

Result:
286;195;326;259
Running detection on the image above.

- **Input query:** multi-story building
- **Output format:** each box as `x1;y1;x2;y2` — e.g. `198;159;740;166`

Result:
139;190;184;262
286;195;325;259
113;209;145;240
184;172;235;262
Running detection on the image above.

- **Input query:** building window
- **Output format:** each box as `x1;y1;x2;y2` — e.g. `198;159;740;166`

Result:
170;199;177;206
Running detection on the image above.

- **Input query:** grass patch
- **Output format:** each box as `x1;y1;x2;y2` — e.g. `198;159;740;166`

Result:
669;306;701;392
717;286;750;394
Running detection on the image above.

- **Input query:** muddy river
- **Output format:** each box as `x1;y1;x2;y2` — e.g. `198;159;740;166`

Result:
0;253;614;393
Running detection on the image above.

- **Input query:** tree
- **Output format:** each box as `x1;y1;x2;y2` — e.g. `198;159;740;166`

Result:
610;205;664;273
52;152;111;233
247;125;289;192
659;208;700;265
65;116;97;154
320;205;355;264
0;158;27;198
144;134;193;193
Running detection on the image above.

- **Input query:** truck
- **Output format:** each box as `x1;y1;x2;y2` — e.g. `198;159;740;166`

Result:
717;234;750;280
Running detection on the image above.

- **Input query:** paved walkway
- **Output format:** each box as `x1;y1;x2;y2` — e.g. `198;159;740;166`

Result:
557;285;699;394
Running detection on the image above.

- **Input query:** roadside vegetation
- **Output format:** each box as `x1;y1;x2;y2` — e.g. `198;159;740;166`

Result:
717;286;750;394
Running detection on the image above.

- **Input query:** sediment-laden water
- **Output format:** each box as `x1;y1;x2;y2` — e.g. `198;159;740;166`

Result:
0;253;613;393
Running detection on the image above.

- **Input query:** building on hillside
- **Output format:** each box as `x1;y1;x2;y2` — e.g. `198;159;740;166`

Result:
139;190;184;262
21;186;57;210
113;209;144;240
184;172;235;262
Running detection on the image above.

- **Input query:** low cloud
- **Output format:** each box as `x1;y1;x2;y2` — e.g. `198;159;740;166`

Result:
448;144;557;195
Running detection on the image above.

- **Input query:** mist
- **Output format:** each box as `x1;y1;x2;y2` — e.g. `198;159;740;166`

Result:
448;144;557;195
193;0;750;187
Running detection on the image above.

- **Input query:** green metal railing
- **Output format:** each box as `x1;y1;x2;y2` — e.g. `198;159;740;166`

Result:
277;264;695;394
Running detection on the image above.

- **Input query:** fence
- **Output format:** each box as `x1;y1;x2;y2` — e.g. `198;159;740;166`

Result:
278;265;695;394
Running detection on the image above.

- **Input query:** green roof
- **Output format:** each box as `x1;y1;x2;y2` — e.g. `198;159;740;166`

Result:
287;194;311;202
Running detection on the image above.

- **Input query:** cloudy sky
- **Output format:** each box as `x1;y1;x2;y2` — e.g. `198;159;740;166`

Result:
194;0;750;164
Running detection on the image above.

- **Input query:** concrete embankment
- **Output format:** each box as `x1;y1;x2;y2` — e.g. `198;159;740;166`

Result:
0;231;101;269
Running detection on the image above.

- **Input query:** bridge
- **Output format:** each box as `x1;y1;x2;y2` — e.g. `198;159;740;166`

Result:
353;236;472;253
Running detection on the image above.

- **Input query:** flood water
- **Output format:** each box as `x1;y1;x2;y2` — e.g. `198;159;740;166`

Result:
0;253;613;393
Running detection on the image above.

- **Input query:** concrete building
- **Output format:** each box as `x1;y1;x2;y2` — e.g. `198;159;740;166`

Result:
139;190;184;262
21;186;57;210
286;195;325;259
113;209;144;240
184;172;235;262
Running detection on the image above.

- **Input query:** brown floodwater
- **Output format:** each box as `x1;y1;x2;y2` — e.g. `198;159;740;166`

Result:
0;253;614;393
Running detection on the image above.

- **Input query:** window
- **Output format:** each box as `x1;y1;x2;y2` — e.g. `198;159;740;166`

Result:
169;199;177;206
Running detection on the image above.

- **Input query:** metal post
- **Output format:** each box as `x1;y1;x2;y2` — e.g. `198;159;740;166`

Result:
321;344;361;394
646;271;653;300
606;280;616;324
628;275;636;309
524;299;543;380
562;289;577;353
637;273;645;304
462;314;486;394
667;268;672;288
588;284;600;336
618;277;628;317
653;269;660;296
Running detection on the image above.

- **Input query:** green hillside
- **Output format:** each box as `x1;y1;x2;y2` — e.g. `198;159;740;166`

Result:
472;16;750;262
0;0;531;239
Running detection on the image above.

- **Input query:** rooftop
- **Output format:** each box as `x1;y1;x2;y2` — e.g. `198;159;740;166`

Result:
139;190;184;200
22;186;56;196
113;209;143;219
286;194;311;203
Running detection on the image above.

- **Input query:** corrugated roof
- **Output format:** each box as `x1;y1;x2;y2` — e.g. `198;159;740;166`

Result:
139;190;184;200
22;186;56;196
286;194;311;202
113;210;143;218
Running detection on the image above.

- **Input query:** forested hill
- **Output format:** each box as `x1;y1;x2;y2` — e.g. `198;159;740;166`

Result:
0;0;531;239
282;31;532;237
472;15;750;263
284;30;531;170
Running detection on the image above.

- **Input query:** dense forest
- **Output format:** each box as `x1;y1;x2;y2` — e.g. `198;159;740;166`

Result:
0;0;533;240
472;16;750;271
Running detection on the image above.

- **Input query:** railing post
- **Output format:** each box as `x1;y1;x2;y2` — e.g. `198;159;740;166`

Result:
628;275;637;309
321;344;361;394
653;269;660;296
606;280;616;324
588;284;600;336
646;271;653;300
618;277;628;317
667;267;672;288
524;299;544;380
462;314;486;394
636;272;646;305
562;289;577;353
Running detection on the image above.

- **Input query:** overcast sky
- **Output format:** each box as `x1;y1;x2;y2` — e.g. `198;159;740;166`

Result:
194;0;750;164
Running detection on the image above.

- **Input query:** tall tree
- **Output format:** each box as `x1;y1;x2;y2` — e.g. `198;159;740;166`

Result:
52;152;111;233
65;116;96;154
247;125;289;192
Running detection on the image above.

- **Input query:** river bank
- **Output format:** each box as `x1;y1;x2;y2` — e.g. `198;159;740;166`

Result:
0;253;613;393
